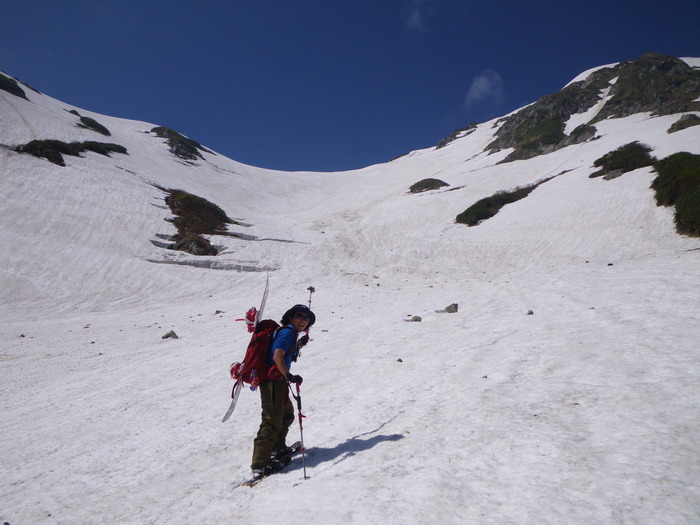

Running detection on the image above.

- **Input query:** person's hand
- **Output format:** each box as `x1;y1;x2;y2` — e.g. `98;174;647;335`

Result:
286;374;303;384
298;334;310;348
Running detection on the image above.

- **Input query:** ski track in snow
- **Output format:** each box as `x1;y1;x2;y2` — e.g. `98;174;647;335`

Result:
1;66;700;524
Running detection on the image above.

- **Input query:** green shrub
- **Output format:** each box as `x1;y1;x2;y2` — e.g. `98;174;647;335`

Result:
78;116;111;136
518;119;565;150
82;141;127;156
16;139;127;166
0;73;27;99
651;152;700;236
652;152;700;205
409;178;449;193
675;185;700;236
591;142;655;178
456;185;538;226
165;189;231;236
152;127;213;160
163;189;235;255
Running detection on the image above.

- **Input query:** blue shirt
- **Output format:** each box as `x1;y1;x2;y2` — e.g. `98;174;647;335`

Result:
267;325;298;371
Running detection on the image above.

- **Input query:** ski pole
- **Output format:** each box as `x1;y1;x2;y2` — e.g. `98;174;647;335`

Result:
299;286;315;353
291;383;309;479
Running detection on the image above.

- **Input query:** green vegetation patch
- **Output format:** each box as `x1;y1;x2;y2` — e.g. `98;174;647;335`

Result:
590;142;656;178
499;119;567;163
0;73;28;100
651;152;700;236
16;139;127;166
163;189;236;256
78;116;111;136
518;119;565;150
456;184;539;226
166;189;231;235
409;178;449;194
152;127;213;161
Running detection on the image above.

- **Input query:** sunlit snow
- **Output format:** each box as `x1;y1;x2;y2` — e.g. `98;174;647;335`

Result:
1;62;699;524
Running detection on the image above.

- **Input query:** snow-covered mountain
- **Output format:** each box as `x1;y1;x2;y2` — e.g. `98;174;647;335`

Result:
1;53;699;524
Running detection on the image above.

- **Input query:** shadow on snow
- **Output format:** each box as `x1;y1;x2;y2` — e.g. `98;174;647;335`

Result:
293;425;405;470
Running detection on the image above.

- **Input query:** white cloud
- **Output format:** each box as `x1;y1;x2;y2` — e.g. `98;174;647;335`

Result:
404;0;430;31
465;69;506;107
406;8;424;30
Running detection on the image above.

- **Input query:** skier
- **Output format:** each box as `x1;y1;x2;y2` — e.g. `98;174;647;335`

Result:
250;304;315;476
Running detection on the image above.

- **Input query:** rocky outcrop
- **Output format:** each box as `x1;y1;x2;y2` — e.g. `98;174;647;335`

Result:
0;72;28;100
668;114;700;133
151;126;214;161
487;53;700;163
436;123;478;149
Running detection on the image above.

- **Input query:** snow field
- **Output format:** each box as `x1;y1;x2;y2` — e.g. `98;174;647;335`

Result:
1;64;699;523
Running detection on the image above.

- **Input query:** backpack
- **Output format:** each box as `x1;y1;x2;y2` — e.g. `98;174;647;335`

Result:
229;320;293;388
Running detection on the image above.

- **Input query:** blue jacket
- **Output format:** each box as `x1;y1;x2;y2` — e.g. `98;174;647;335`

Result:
266;325;298;371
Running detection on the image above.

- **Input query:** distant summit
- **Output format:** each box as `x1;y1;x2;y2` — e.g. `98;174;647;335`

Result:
486;53;700;163
436;53;700;163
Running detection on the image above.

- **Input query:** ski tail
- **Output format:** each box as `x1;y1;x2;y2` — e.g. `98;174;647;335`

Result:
222;378;243;422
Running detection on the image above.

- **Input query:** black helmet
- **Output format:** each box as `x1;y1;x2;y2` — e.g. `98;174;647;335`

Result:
281;304;316;327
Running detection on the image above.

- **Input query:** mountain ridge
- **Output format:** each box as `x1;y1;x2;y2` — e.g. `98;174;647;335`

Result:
1;53;699;311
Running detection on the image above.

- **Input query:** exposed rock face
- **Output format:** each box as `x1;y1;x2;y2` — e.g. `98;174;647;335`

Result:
669;114;700;133
436;122;478;149
0;72;28;100
172;234;218;256
486;53;700;163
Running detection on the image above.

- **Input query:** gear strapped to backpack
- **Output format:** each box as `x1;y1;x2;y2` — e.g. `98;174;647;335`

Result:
229;320;295;388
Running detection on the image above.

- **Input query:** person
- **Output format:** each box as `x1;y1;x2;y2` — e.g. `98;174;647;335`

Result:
250;304;315;475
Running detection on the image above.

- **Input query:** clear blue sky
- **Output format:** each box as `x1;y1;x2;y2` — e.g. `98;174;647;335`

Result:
2;1;698;172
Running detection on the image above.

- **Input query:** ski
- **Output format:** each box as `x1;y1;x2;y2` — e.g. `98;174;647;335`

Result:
222;274;270;423
221;378;242;423
237;441;303;488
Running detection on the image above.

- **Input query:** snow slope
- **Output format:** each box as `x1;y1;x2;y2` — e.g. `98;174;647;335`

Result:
1;62;699;525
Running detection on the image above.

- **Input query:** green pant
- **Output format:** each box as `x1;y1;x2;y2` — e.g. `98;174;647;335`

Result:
251;380;295;469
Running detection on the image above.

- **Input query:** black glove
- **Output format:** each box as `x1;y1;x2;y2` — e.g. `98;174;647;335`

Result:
286;374;303;384
298;334;310;348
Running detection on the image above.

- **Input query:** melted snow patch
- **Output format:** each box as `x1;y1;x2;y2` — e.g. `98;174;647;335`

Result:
564;78;618;134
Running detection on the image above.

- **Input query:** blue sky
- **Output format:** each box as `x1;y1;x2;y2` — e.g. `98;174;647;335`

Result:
2;1;698;172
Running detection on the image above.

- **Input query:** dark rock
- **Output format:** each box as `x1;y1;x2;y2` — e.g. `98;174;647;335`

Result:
409;178;449;194
668;114;700;133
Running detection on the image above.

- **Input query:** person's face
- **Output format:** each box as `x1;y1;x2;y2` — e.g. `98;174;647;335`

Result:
291;312;310;332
